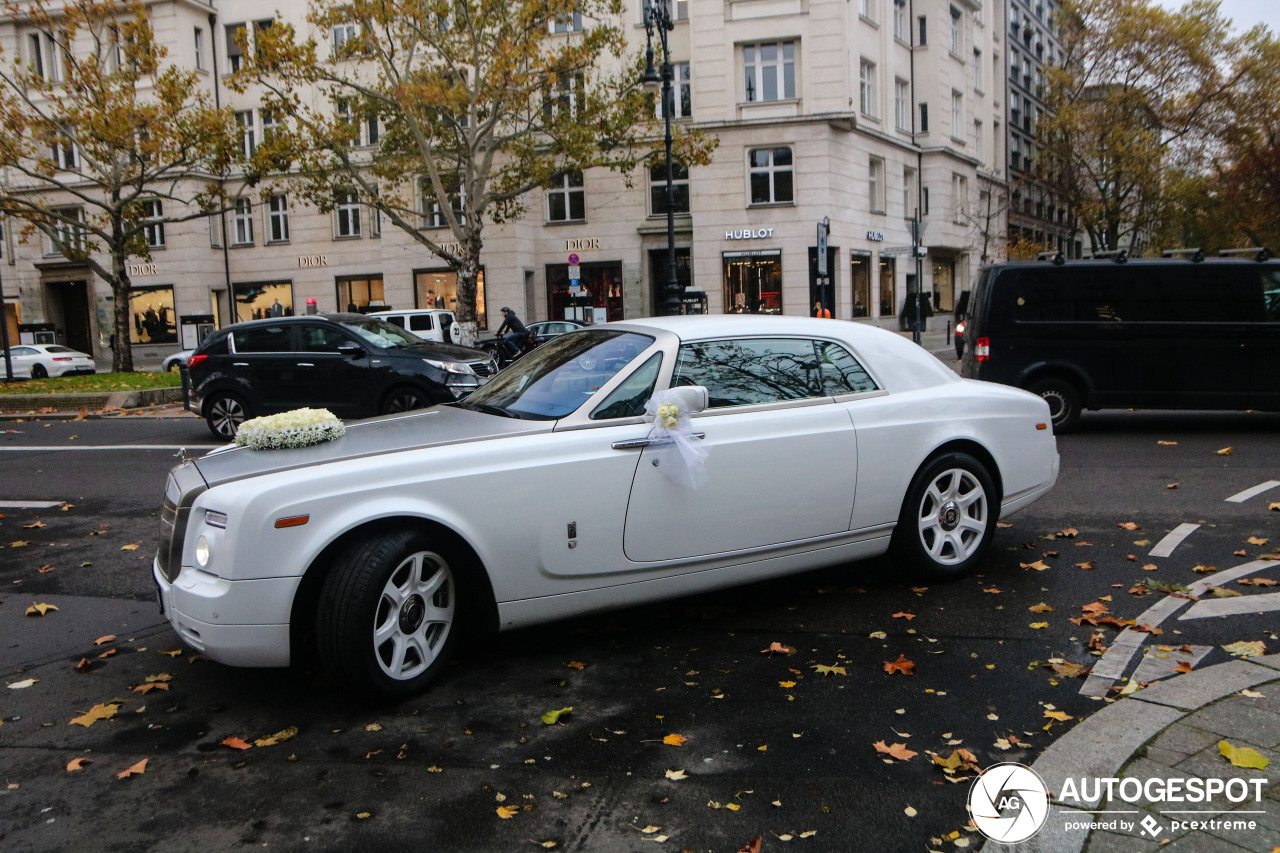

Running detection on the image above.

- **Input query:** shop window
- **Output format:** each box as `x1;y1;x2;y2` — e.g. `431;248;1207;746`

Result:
233;281;293;322
748;147;793;205
743;41;795;102
415;268;487;329
547;261;622;323
724;252;782;314
337;275;385;313
879;256;897;316
851;255;872;317
649;161;690;215
128;284;177;345
547;171;585;222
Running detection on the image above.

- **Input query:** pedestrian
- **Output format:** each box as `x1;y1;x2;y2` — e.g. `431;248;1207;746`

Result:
813;300;832;318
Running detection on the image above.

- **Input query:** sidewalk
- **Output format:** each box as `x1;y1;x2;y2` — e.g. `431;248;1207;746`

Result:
1010;655;1280;853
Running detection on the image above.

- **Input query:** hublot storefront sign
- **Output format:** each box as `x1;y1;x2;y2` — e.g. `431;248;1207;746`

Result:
725;228;775;240
866;230;885;241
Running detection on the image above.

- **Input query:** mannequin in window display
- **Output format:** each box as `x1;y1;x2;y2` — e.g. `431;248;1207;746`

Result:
269;299;284;318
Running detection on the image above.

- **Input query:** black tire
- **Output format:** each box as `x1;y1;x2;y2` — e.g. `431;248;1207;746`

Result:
167;361;182;373
30;363;48;379
205;391;251;440
316;528;464;698
1027;377;1081;432
890;452;998;579
381;386;429;414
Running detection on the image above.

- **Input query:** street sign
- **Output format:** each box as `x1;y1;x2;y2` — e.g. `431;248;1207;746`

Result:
568;265;581;281
816;218;829;277
568;253;580;266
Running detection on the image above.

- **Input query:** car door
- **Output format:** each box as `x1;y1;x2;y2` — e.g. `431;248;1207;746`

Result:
293;323;373;417
1249;268;1280;409
5;346;39;378
623;337;858;563
228;324;299;415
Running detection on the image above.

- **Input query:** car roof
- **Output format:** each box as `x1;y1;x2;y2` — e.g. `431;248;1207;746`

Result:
216;313;375;331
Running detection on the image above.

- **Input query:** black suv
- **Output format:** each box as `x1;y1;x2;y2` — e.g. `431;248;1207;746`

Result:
184;314;497;439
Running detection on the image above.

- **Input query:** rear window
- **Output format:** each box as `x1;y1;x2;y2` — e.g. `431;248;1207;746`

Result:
46;345;75;353
408;315;434;332
232;325;292;353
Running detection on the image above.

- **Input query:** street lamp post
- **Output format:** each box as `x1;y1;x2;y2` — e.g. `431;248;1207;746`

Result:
0;265;13;382
642;0;682;317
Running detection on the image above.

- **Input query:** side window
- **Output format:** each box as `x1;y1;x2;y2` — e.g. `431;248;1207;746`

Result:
409;315;434;332
672;338;821;408
1263;271;1280;322
231;325;292;353
202;335;230;356
384;315;407;329
299;325;356;352
590;353;663;420
818;342;879;394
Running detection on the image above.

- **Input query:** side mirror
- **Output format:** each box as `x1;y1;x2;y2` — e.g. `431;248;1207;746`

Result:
667;385;708;415
337;343;365;359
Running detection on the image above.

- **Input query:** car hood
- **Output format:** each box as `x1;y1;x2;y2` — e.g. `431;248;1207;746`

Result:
193;405;550;488
398;341;490;361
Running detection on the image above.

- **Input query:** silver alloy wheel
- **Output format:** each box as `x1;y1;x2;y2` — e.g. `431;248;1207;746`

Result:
208;395;246;438
915;467;989;566
372;549;455;681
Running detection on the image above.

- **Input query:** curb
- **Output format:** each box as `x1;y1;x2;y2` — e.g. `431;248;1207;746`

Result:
1007;653;1280;853
0;386;182;416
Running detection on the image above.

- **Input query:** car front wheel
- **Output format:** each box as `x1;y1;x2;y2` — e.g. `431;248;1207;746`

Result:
205;392;251;440
891;452;996;579
316;529;463;697
1027;377;1081;432
381;387;429;414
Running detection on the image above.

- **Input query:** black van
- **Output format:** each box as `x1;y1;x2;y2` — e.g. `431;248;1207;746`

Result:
959;254;1280;430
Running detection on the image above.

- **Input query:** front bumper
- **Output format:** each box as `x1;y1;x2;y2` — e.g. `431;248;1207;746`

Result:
153;557;296;668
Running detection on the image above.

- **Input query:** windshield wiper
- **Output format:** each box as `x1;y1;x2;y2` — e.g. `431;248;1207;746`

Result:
466;402;518;418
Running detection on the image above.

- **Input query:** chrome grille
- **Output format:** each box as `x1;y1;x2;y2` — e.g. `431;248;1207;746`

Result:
155;466;207;583
470;359;498;378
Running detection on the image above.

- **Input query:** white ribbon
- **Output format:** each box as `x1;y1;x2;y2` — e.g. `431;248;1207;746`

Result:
643;390;709;489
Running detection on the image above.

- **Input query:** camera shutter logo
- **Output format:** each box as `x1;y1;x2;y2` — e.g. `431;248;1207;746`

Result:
968;762;1050;843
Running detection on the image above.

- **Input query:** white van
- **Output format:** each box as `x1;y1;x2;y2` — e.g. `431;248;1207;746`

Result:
366;309;462;345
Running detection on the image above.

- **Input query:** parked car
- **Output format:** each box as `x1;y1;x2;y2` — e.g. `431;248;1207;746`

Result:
183;313;497;440
161;350;192;372
960;253;1280;430
365;309;462;345
527;319;585;340
1;344;96;379
156;315;1059;697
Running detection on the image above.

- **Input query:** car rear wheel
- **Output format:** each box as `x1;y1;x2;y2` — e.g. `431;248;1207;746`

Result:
30;364;48;379
167;361;182;373
381;387;429;414
891;452;996;579
205;392;251;440
316;529;463;697
1027;377;1081;432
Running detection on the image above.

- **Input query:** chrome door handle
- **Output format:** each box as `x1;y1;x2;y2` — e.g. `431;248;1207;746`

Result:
297;363;315;367
232;362;249;367
611;438;650;450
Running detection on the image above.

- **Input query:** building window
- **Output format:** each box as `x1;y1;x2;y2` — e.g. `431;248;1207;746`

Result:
332;23;357;49
235;110;255;157
548;10;582;33
129;284;177;344
749;147;793;205
51;124;78;170
142;199;165;248
953;173;968;222
649;161;690;216
893;0;907;41
233;197;254;245
421;176;465;228
226;24;246;72
859;60;877;118
208;214;222;248
194;27;205;70
903;166;917;218
973;48;982;90
545;73;584;120
743;41;795;103
973;120;983;163
28;31;63;82
894;78;910;131
918;16;927;45
869;157;885;213
46;206;84;256
1010;48;1019;81
949;6;962;55
268;194;290;243
547;171;585;222
859;0;875;21
1011;134;1022;170
951;90;963;139
335;191;362;237
919;102;929;133
666;62;692;119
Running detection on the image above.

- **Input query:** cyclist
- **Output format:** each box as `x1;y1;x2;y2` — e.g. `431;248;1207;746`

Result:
495;307;528;357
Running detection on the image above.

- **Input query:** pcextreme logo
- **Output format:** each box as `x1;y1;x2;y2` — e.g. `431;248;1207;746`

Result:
968;762;1051;844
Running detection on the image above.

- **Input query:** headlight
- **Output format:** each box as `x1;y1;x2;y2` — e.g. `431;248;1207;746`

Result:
423;358;476;376
195;535;212;567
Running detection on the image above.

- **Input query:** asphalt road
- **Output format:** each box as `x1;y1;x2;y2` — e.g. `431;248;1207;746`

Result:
0;409;1277;852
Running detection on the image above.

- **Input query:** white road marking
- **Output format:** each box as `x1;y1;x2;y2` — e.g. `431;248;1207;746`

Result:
1178;591;1280;620
1129;644;1213;685
0;445;217;452
1225;480;1280;503
1079;559;1277;697
1148;523;1200;558
0;500;66;508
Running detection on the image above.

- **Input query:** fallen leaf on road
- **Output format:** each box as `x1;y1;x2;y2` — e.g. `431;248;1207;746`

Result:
1239;578;1279;586
1157;440;1177;446
1076;561;1095;569
1166;483;1179;489
1020;560;1050;571
116;759;147;779
120;543;140;551
663;734;688;747
1029;622;1048;629
905;805;918;817
982;587;1002;594
1173;661;1194;674
812;664;847;676
94;635;116;645
1192;565;1217;573
1028;603;1053;613
222;736;253;750
496;806;519;819
873;740;917;761
892;612;915;620
7;678;38;689
255;726;299;746
1219;740;1269;770
1247;537;1270;546
1117;522;1142;531
1222;641;1267;657
884;655;915;675
66;758;90;771
760;642;796;655
21;521;46;529
25;602;57;616
665;769;687;780
1216;446;1233;456
541;706;573;725
565;660;586;669
70;703;119;727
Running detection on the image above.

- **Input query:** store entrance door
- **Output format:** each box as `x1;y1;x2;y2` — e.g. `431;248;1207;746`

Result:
47;280;92;353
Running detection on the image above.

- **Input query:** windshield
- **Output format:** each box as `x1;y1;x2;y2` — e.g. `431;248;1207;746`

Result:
460;330;655;420
337;317;426;348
